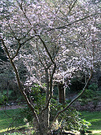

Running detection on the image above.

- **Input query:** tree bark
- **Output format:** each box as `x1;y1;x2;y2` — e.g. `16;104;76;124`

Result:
58;83;65;104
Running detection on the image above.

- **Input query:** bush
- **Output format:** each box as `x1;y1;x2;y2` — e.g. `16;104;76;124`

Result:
19;106;33;123
50;98;91;132
52;108;91;133
88;83;98;91
80;89;95;99
0;93;7;105
18;84;46;125
79;83;99;100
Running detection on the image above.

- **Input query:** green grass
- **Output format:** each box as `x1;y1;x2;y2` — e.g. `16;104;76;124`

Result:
81;111;101;135
0;109;25;134
0;109;101;135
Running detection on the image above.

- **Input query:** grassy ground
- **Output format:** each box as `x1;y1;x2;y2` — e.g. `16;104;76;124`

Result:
81;111;101;135
0;109;101;135
0;109;25;134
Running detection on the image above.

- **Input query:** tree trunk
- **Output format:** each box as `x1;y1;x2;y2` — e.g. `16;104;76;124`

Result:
38;112;49;135
6;81;9;98
58;83;65;104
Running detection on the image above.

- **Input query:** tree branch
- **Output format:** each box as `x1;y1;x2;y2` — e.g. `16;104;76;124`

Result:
41;96;51;114
41;63;56;114
36;44;46;69
68;0;78;15
47;13;100;31
11;40;21;60
50;63;56;97
38;35;55;65
8;24;34;60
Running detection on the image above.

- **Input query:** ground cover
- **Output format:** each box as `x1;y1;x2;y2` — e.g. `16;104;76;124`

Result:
0;109;25;134
0;108;101;135
81;111;101;135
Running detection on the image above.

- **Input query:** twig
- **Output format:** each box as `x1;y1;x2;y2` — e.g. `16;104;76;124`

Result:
47;13;100;31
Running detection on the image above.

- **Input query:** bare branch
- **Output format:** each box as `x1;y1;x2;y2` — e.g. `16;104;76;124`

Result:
38;35;55;65
41;63;56;113
0;37;12;60
36;42;46;69
50;63;56;97
20;36;35;45
11;35;35;60
41;96;51;114
8;24;34;60
20;28;33;40
11;40;21;60
47;13;100;31
68;0;78;15
9;24;19;41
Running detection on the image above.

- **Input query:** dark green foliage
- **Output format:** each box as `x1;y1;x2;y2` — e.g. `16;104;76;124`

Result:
31;84;46;112
19;106;33;123
18;62;28;83
18;84;46;123
69;76;85;93
9;90;24;101
0;45;8;62
19;99;91;133
0;89;24;105
0;93;7;105
53;85;58;97
50;99;91;132
80;89;95;99
78;83;101;108
80;83;98;100
88;83;98;91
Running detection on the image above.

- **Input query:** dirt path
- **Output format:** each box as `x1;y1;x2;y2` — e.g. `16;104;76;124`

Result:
1;100;101;111
0;105;24;110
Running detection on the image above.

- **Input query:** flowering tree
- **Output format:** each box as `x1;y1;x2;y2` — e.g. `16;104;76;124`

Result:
0;0;101;134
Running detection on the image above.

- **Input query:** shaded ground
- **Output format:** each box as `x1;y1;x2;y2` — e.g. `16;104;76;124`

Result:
0;105;24;110
73;100;101;111
0;100;101;111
